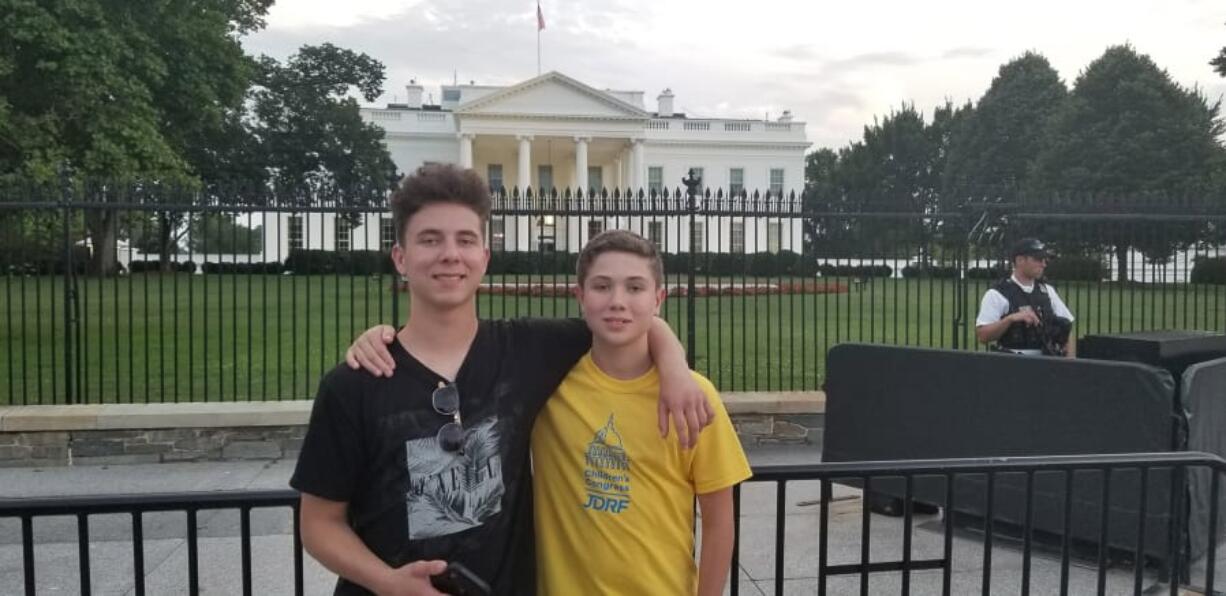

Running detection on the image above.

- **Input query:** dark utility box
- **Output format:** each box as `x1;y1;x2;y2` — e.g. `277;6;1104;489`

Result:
1079;330;1226;368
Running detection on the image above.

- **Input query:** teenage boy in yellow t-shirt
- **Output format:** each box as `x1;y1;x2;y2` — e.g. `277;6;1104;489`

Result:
531;230;752;596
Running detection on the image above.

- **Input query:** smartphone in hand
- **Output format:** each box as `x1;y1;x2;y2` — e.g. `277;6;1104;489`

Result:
429;562;490;596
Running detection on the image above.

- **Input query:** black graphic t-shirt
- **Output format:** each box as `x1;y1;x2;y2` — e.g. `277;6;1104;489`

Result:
290;318;591;595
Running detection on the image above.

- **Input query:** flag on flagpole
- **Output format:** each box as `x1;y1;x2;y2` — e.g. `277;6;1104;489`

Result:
537;1;545;30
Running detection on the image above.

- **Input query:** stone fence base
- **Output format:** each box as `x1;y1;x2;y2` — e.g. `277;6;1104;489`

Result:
0;393;824;468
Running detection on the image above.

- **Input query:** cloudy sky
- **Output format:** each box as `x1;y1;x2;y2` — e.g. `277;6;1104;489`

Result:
243;0;1226;152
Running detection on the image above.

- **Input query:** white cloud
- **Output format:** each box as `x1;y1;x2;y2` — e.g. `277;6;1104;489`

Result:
262;0;420;28
244;0;1226;151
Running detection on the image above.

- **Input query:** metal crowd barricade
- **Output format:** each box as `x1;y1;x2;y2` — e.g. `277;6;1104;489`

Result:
3;452;1224;595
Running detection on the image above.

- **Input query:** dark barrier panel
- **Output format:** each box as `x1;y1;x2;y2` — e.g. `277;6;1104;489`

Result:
1186;357;1226;560
823;343;1178;558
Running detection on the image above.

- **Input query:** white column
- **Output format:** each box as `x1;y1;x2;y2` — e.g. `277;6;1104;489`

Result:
630;138;645;192
458;133;474;168
574;136;590;194
516;134;533;250
516;135;533;193
620;148;631;190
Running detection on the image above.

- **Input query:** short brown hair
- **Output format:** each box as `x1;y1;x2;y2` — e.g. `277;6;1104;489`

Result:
576;230;664;288
390;163;491;245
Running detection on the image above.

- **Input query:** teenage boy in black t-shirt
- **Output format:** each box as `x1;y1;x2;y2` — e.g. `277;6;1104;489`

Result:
290;164;710;596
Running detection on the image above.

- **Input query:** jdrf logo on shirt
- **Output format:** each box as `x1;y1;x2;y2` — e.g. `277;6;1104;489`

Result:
584;493;630;513
582;414;632;515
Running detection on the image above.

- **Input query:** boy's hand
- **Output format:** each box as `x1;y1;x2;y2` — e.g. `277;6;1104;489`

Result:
345;325;397;377
373;560;447;596
658;369;714;449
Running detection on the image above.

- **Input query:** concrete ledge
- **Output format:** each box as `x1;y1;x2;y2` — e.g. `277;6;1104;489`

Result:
0;401;314;432
0;405;104;432
0;392;825;466
0;393;822;432
723;391;825;415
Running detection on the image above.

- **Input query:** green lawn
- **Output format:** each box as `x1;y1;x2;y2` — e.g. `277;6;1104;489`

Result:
1;273;1223;404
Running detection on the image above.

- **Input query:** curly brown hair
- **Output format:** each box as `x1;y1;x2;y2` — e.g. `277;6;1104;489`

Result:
390;163;491;245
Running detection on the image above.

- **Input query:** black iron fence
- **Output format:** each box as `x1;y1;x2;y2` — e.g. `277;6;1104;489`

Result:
1;183;1224;404
4;452;1225;595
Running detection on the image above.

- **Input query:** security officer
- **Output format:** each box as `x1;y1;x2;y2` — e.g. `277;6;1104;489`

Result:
975;238;1076;356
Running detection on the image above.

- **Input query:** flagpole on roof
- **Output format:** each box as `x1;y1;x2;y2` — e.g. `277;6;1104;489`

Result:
536;1;545;75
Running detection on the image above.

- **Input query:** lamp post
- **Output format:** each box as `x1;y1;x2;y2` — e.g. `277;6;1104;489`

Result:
682;169;702;368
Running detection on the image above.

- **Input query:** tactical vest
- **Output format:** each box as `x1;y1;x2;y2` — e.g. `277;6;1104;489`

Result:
992;277;1059;352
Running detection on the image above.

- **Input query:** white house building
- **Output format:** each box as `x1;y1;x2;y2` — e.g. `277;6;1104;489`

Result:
266;71;810;257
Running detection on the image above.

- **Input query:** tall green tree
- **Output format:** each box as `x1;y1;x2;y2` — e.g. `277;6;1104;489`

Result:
802;147;838;254
1030;45;1224;279
943;52;1067;201
0;0;271;274
1;3;398;275
250;43;398;206
807;103;970;258
188;213;262;254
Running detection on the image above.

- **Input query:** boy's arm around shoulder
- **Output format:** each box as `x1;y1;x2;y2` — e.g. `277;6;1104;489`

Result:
648;317;715;449
688;375;753;494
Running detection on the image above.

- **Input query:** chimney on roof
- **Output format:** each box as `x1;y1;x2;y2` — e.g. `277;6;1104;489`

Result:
777;110;793;123
657;88;675;117
405;79;423;108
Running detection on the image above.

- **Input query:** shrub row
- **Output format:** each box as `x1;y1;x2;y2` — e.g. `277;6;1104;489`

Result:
1191;257;1226;285
1043;255;1106;282
902;256;1108;282
815;263;893;278
283;250;395;275
201;262;284;274
489;251;827;277
2;247;94;275
901;264;960;279
128;260;198;273
967;266;1009;280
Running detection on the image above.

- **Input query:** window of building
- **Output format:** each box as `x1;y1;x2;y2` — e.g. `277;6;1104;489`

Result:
647;221;663;248
442;89;461;102
538;215;556;252
731;220;745;253
729;168;744;197
380;218;395;251
648;166;664;195
588;220;604;241
490;219;506;252
767;222;782;254
335;217;352;252
690;221;706;253
770;168;785;196
588;166;603;194
288;215;304;251
487;164;504;193
537;165;554;195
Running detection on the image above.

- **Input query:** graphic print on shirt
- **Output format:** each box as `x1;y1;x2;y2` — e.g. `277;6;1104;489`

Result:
405;417;503;539
583;413;632;514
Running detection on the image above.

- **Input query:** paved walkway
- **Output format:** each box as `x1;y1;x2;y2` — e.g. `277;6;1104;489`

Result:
0;444;1216;595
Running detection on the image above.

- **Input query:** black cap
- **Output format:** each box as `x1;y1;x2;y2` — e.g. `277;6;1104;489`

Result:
1008;238;1047;259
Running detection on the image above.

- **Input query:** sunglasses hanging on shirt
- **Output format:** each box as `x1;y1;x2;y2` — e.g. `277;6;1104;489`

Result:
432;381;464;453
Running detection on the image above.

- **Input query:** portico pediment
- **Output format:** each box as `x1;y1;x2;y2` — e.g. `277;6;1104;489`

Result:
454;71;649;121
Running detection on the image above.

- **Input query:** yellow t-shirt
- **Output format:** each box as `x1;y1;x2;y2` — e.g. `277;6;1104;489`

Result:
531;353;753;595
